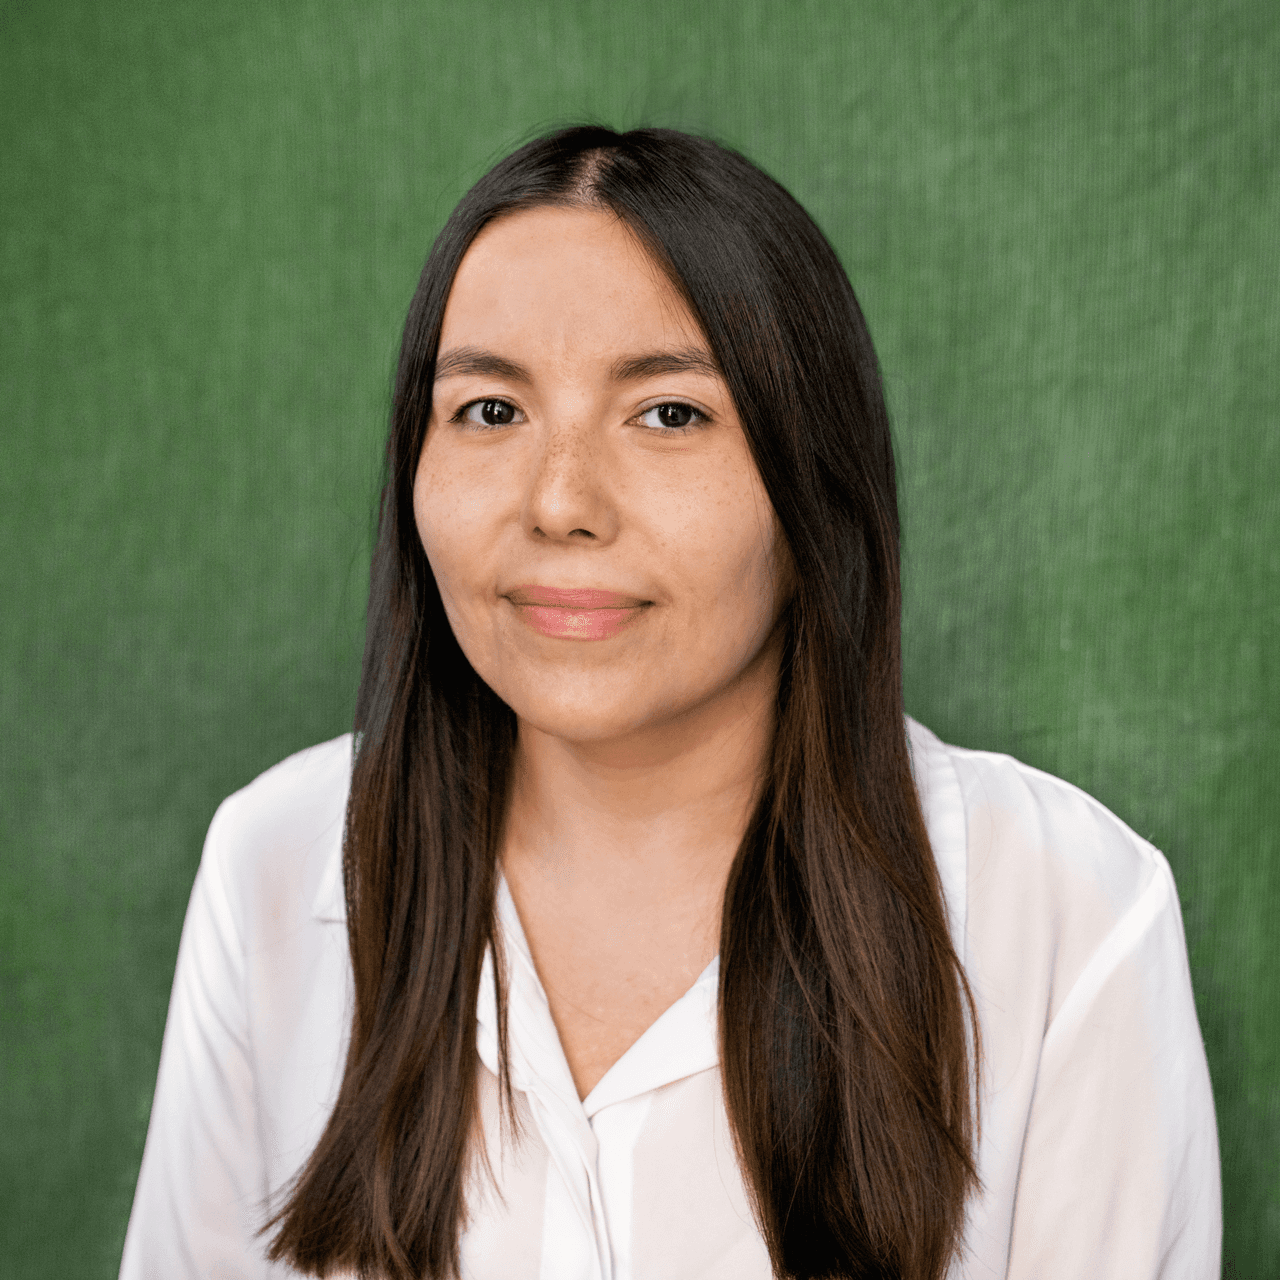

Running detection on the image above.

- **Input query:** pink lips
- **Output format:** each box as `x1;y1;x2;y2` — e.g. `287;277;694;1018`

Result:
506;584;651;640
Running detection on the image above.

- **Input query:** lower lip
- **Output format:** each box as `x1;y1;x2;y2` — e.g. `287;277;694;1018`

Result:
515;603;647;640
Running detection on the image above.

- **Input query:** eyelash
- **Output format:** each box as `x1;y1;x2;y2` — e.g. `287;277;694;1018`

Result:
636;401;709;434
448;398;711;433
449;398;523;428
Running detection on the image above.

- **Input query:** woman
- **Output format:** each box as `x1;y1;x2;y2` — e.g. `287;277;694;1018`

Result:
120;127;1220;1280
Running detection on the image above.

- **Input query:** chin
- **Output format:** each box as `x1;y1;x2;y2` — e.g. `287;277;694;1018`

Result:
496;672;683;747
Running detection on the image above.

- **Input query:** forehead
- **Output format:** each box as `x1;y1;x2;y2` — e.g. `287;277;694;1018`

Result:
440;205;705;356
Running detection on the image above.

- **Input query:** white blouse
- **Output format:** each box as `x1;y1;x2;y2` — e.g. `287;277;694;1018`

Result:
119;718;1221;1279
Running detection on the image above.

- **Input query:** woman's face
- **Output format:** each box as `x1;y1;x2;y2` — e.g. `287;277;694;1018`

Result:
415;204;790;746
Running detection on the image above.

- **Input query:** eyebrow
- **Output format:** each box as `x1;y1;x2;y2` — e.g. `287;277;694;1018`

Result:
432;345;722;384
434;347;531;383
610;349;722;381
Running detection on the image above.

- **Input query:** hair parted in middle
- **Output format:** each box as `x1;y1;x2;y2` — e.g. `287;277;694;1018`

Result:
266;124;981;1280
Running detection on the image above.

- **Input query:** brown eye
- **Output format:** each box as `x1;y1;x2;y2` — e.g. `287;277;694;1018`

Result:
639;402;706;431
481;399;514;425
461;398;521;427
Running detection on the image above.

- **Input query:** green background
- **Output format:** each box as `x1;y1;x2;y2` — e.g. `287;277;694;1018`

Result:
2;0;1276;1273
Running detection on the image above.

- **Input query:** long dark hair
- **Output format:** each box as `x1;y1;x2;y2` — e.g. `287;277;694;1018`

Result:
267;126;979;1280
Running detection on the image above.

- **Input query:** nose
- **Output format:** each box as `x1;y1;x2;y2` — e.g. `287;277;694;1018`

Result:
521;415;619;544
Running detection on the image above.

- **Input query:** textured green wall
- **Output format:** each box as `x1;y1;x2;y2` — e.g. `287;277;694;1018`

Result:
2;0;1276;1274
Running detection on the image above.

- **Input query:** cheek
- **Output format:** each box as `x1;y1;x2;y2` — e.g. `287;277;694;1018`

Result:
667;480;785;642
412;471;448;585
728;521;788;643
412;451;481;616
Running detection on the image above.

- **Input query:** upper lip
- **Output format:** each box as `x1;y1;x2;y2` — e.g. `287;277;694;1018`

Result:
505;584;651;609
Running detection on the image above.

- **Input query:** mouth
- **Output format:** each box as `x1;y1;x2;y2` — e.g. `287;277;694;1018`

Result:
504;584;652;640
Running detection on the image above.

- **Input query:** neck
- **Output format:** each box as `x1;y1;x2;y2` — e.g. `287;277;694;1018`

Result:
501;631;781;907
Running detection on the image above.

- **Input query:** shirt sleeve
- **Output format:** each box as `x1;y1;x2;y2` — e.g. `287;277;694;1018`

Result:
1004;852;1222;1280
119;798;278;1280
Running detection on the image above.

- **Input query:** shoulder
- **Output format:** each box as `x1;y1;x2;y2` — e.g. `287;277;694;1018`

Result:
201;733;354;940
906;717;1179;1021
906;722;1219;1269
908;714;1167;911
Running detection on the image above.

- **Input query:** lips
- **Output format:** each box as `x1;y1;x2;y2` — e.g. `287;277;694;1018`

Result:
505;584;651;640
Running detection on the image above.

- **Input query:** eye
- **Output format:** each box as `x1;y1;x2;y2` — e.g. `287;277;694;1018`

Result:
638;402;707;432
456;398;523;427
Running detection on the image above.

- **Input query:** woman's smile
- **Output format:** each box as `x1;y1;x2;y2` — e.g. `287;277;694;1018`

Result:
504;583;653;640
